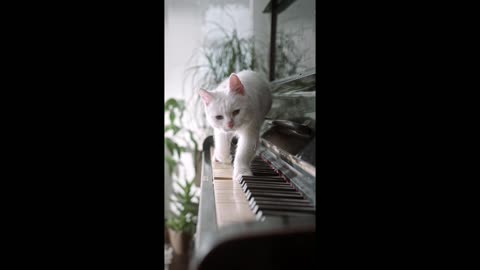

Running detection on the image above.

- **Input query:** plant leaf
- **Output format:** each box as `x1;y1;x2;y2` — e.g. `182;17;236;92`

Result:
165;156;177;176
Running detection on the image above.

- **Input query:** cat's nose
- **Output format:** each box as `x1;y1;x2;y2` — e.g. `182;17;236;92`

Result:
228;120;234;128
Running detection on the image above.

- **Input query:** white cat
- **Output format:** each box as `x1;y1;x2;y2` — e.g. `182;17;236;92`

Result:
199;70;272;182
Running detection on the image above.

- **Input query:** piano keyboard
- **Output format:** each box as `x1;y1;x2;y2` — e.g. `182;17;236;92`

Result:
211;148;315;227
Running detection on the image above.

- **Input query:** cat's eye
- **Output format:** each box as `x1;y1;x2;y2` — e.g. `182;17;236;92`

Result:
215;115;223;120
232;109;240;116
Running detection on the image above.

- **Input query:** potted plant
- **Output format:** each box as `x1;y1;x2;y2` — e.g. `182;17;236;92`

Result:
166;179;198;255
164;98;200;255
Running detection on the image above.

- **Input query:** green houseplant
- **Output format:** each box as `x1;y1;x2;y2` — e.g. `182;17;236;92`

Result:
166;179;198;254
164;97;200;255
164;98;200;183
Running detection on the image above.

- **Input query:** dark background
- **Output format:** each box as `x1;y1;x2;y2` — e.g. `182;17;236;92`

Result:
2;1;474;268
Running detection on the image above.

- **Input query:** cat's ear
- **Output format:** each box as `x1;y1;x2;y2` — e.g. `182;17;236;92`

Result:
229;73;245;96
198;88;214;106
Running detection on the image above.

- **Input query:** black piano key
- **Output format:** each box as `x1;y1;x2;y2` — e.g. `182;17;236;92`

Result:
248;198;313;210
247;190;300;199
244;181;291;186
240;176;285;184
262;215;316;225
250;164;275;168
248;199;313;211
248;200;315;213
248;188;300;195
250;163;272;167
250;169;274;172
243;184;287;192
242;175;284;179
255;163;275;167
250;172;277;176
242;175;283;179
244;184;296;192
241;178;286;183
246;191;304;200
242;178;289;184
250;163;272;166
252;200;314;208
252;172;278;177
250;170;274;173
241;182;291;189
248;197;310;206
241;176;285;182
241;180;287;186
250;197;312;205
252;204;315;214
250;169;274;173
242;184;296;193
251;172;278;176
242;177;286;181
251;167;276;171
250;170;277;174
255;210;314;220
257;210;315;218
242;181;292;187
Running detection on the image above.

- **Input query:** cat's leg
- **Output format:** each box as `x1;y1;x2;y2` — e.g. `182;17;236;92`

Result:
233;128;258;182
214;129;233;163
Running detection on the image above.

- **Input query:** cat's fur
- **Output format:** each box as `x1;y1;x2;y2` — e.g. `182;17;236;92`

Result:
199;70;272;182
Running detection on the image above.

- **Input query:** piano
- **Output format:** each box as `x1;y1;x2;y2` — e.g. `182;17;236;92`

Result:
190;1;316;268
191;71;316;270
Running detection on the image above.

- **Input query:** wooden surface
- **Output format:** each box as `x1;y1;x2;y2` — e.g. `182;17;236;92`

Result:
168;253;189;270
211;147;256;227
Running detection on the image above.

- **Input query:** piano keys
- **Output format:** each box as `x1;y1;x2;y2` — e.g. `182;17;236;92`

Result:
211;148;315;227
192;135;315;270
211;147;255;227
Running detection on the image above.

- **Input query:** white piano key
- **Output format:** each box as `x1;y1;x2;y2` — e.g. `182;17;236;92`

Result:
214;182;243;190
212;168;234;179
216;203;256;227
214;193;249;203
210;146;258;227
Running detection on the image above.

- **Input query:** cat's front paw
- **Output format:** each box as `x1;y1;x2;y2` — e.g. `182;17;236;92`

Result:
233;167;252;183
214;152;231;164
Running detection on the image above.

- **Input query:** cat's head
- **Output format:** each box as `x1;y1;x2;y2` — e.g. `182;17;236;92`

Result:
198;73;252;132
